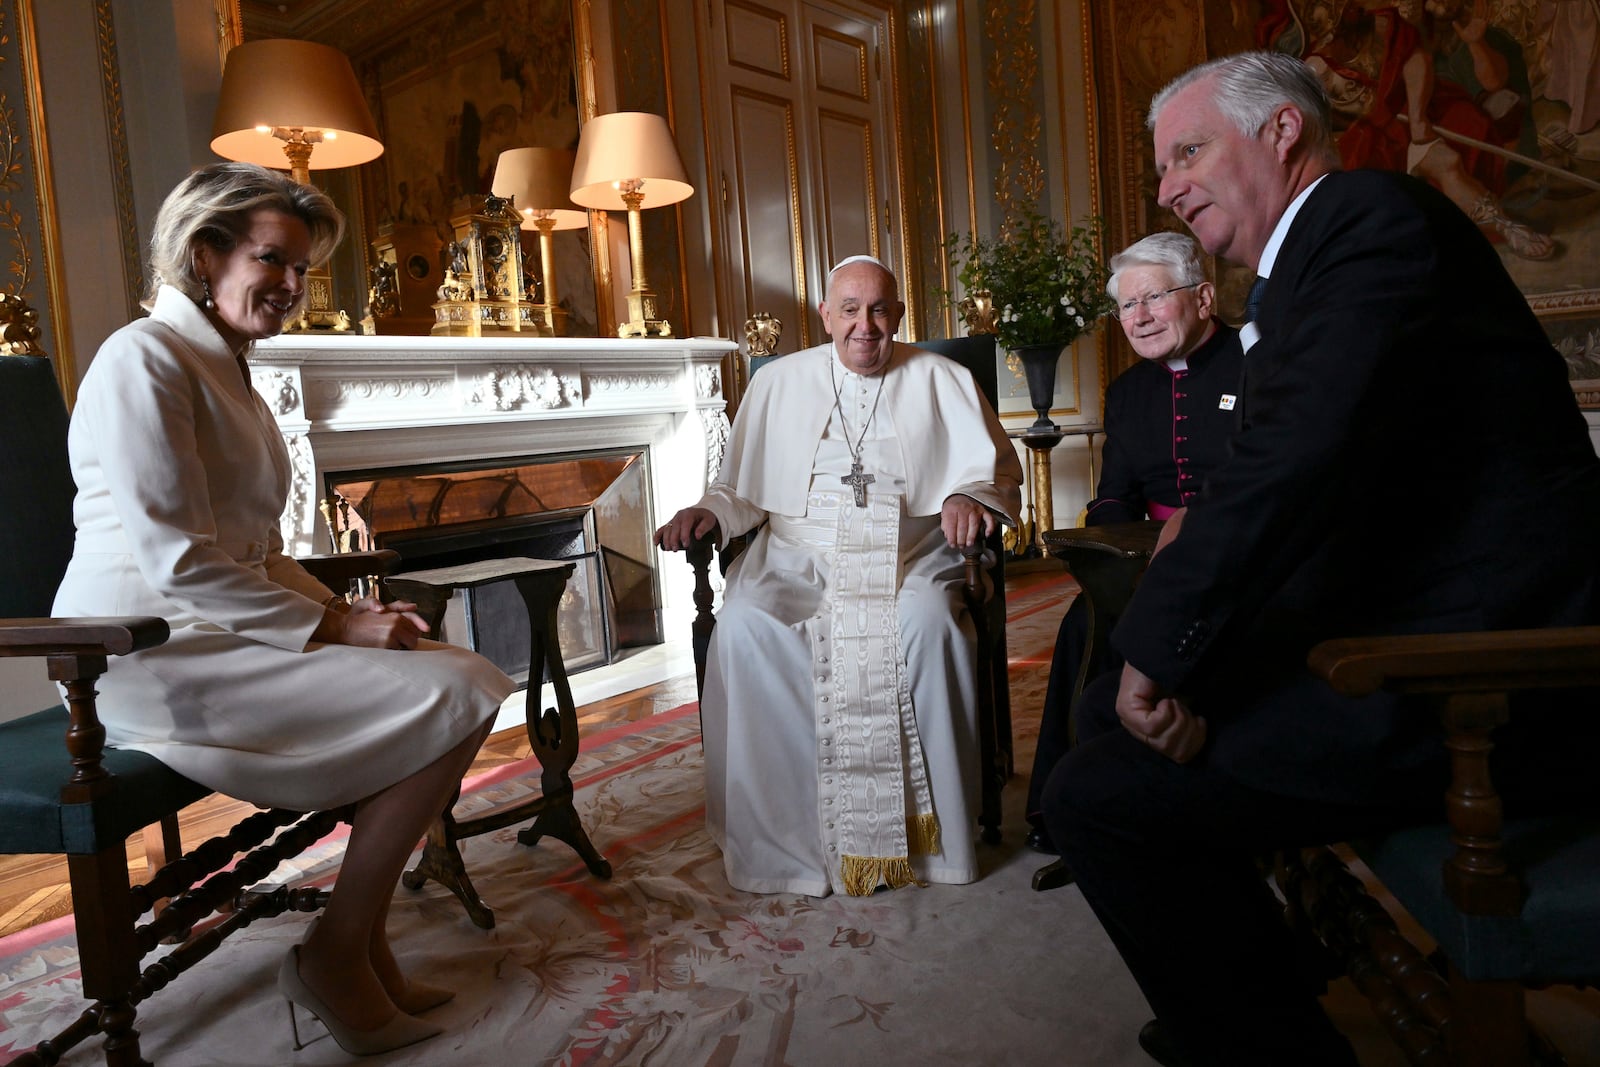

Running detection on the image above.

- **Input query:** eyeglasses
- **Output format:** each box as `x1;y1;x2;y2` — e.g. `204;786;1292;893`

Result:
1116;283;1199;318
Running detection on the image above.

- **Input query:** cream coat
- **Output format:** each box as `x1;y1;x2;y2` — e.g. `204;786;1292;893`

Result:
51;287;512;810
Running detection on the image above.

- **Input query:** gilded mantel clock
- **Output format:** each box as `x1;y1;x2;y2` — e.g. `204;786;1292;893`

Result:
431;195;544;337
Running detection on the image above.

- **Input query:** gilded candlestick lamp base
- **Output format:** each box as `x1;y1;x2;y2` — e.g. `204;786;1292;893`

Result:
619;287;673;338
286;266;356;333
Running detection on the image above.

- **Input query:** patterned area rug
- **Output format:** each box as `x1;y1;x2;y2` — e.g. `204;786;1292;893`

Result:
6;570;1597;1065
2;573;1132;1067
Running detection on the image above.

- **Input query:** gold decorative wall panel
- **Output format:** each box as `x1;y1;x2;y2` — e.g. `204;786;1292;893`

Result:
983;0;1045;224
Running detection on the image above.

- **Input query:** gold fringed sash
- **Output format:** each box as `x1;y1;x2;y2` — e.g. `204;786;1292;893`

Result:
907;811;941;857
840;853;918;897
814;489;941;896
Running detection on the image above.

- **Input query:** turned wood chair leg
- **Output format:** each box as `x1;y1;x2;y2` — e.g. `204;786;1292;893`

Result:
140;814;184;918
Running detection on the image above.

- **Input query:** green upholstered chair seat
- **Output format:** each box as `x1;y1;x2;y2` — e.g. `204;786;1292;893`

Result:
1358;817;1600;984
0;706;211;855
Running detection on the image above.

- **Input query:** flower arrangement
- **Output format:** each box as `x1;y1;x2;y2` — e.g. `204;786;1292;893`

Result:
941;207;1115;353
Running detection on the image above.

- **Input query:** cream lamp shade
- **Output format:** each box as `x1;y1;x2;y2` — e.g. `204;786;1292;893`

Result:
568;113;692;337
210;39;383;184
568;112;693;210
491;148;588;231
492;147;587;335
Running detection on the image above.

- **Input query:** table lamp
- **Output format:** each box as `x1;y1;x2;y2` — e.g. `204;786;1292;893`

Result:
210;38;384;330
491;148;587;335
568;112;693;338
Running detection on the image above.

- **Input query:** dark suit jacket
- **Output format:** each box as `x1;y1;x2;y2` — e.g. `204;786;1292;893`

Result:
1086;324;1243;524
1111;169;1600;803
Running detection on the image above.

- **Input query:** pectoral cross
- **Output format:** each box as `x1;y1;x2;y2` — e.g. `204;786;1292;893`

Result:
841;459;874;507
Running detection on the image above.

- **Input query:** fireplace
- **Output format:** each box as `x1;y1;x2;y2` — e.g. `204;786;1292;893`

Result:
324;449;661;681
244;332;735;686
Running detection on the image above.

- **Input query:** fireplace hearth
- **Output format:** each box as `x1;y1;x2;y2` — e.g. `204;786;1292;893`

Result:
325;450;660;680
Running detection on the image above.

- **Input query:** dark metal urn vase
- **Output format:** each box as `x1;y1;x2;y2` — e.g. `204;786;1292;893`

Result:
1013;342;1064;434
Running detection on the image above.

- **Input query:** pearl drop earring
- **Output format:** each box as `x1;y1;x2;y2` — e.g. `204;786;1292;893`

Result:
201;278;216;310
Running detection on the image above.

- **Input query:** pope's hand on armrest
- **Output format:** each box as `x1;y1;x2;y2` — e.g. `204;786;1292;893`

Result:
941;493;999;550
655;506;722;552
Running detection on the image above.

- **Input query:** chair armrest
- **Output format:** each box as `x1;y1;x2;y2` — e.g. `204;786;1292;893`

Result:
1308;626;1600;698
1309;625;1600;918
0;616;169;659
300;549;402;586
0;615;170;798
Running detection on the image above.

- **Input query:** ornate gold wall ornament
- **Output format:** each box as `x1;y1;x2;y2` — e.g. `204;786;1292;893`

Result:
957;290;997;335
744;312;782;357
0;291;41;355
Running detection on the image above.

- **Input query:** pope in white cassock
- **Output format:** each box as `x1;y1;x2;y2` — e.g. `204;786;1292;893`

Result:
656;256;1023;896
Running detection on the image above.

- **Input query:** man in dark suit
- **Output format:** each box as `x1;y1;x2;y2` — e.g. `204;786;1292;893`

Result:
1024;232;1243;854
1041;51;1600;1067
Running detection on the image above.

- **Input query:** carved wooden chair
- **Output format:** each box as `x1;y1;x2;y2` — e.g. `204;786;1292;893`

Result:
1276;627;1600;1066
0;330;396;1066
686;332;1012;844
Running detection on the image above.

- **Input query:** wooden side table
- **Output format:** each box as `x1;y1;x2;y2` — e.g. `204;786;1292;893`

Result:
385;556;612;929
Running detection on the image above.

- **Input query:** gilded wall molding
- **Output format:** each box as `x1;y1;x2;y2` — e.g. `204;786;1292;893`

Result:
573;0;618;336
96;0;141;324
1;0;71;402
611;0;692;338
906;2;949;339
880;2;915;334
215;0;242;65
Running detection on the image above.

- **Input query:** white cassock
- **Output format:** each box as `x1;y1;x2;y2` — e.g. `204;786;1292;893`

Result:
694;341;1022;896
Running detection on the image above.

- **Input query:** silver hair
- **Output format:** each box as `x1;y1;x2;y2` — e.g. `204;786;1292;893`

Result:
1147;51;1335;160
145;161;345;307
825;254;897;298
1106;231;1208;302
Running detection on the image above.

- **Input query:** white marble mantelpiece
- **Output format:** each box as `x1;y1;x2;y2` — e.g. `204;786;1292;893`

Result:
248;333;735;624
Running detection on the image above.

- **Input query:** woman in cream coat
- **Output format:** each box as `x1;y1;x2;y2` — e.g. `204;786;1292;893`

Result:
52;163;513;1057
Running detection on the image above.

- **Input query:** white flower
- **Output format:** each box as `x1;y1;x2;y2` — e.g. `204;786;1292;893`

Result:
1075;315;1085;327
1059;294;1070;306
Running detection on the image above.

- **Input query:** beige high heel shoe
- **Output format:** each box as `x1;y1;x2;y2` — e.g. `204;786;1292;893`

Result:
304;916;456;1015
278;946;443;1056
390;979;455;1015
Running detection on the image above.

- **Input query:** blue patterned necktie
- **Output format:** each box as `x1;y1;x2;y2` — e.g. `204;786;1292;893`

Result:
1244;275;1268;324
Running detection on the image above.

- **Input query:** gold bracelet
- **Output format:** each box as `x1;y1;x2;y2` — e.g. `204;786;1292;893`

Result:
323;594;351;615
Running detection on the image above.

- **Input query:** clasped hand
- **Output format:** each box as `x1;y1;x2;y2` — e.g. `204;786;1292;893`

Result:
1116;662;1207;763
328;596;430;650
